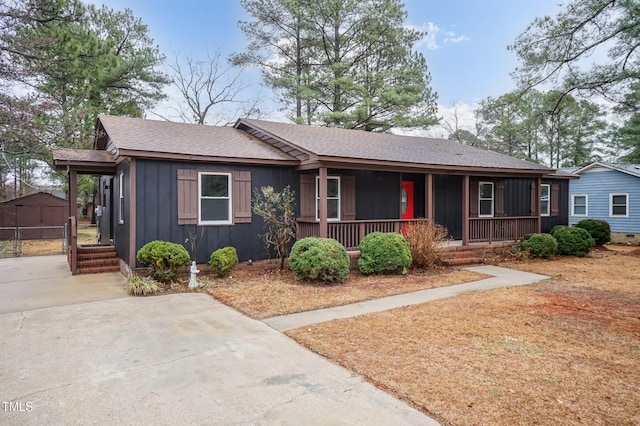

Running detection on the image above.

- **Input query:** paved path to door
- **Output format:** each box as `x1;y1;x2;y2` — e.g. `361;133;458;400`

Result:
0;256;437;425
264;265;550;331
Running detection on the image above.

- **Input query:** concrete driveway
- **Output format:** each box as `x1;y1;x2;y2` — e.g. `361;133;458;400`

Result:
0;256;437;425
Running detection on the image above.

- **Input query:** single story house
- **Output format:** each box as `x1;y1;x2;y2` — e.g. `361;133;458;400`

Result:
53;115;571;274
568;162;640;244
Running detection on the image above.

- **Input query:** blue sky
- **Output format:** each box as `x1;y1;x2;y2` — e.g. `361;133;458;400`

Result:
96;0;564;123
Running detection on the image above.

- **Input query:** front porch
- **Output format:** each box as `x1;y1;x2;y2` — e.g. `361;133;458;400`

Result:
296;216;538;251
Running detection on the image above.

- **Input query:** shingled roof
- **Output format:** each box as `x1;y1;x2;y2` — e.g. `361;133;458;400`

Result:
95;115;297;164
235;118;554;174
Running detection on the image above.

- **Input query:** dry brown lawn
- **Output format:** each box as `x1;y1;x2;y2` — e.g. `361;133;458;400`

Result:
207;266;486;319
1;225;96;257
287;246;640;426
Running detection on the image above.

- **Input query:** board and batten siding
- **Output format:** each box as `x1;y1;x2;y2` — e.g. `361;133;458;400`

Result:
569;167;640;234
135;159;298;266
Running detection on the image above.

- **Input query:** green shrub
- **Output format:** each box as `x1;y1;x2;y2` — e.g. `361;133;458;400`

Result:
136;240;191;282
521;233;558;259
209;246;239;278
575;219;611;245
358;232;412;275
125;276;161;296
550;225;567;238
553;226;595;257
289;237;349;283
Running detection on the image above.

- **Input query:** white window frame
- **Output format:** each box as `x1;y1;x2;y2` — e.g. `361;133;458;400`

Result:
478;181;494;217
198;172;232;225
572;194;588;217
540;184;550;217
610;193;629;218
316;176;341;221
118;172;124;224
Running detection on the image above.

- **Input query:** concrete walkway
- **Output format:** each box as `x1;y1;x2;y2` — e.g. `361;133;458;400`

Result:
0;255;127;314
264;265;550;331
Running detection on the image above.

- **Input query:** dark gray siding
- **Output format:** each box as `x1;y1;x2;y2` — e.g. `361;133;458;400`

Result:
503;178;535;217
542;178;569;233
135;159;298;265
351;170;400;220
114;161;131;264
434;175;462;239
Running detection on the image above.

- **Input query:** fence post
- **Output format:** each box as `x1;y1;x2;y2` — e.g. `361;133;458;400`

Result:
13;228;21;257
63;223;68;254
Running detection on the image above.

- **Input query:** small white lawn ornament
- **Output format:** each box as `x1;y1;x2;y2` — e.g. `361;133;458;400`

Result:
188;261;200;289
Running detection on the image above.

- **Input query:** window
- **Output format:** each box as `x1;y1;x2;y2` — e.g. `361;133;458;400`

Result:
199;172;232;225
540;184;550;217
610;193;629;217
118;172;124;224
316;176;340;221
479;182;494;217
572;194;587;216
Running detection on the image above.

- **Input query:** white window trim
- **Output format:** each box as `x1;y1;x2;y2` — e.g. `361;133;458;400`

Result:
316;176;341;221
572;194;588;217
610;193;629;218
478;181;494;218
198;172;232;225
118;172;124;224
540;184;550;217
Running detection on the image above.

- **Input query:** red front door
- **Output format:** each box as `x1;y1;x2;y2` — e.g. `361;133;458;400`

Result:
401;181;414;220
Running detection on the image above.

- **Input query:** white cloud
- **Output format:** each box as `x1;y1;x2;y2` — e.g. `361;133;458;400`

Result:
411;22;440;50
411;23;469;50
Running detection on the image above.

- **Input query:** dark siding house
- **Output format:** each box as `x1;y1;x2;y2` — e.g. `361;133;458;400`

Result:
54;115;570;274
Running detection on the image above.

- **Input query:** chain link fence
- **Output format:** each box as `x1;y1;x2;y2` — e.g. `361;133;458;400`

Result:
0;226;68;258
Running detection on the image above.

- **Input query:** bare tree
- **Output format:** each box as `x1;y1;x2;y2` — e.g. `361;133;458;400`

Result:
165;50;263;125
442;104;486;147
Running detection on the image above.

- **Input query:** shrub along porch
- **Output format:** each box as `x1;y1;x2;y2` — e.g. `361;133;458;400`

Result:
53;115;571;274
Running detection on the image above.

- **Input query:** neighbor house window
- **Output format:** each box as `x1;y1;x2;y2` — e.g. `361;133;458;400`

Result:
479;182;494;217
610;193;628;217
118;172;124;224
572;194;587;216
199;172;232;225
540;184;550;216
316;176;340;221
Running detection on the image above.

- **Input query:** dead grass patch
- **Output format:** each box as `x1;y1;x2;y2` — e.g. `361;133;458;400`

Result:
207;266;487;319
287;249;640;425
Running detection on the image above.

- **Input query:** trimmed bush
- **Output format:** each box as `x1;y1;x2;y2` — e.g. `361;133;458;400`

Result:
209;246;239;278
553;226;595;257
404;221;449;268
358;232;412;275
522;233;558;259
289;237;350;283
575;219;611;245
126;276;161;296
550;225;567;239
136;240;191;282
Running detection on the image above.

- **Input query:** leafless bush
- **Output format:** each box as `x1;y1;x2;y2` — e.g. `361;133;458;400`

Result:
404;221;449;268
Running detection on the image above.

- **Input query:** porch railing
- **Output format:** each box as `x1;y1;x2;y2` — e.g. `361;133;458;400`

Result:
298;216;538;249
469;216;538;243
297;218;430;250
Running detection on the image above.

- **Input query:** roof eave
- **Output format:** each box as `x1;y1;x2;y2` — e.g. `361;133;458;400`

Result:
299;156;552;176
116;149;299;166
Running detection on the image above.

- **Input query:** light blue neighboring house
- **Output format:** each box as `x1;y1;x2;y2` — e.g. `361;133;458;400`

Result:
568;162;640;244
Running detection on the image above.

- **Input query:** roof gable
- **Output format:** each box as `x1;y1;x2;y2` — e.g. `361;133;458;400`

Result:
1;192;67;206
572;161;640;179
96;115;297;164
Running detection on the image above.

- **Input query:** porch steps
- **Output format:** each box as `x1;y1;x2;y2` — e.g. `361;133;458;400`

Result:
76;245;120;274
441;242;514;267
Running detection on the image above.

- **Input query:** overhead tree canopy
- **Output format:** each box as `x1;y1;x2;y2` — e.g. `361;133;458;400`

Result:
234;0;438;131
0;0;169;199
509;0;640;105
